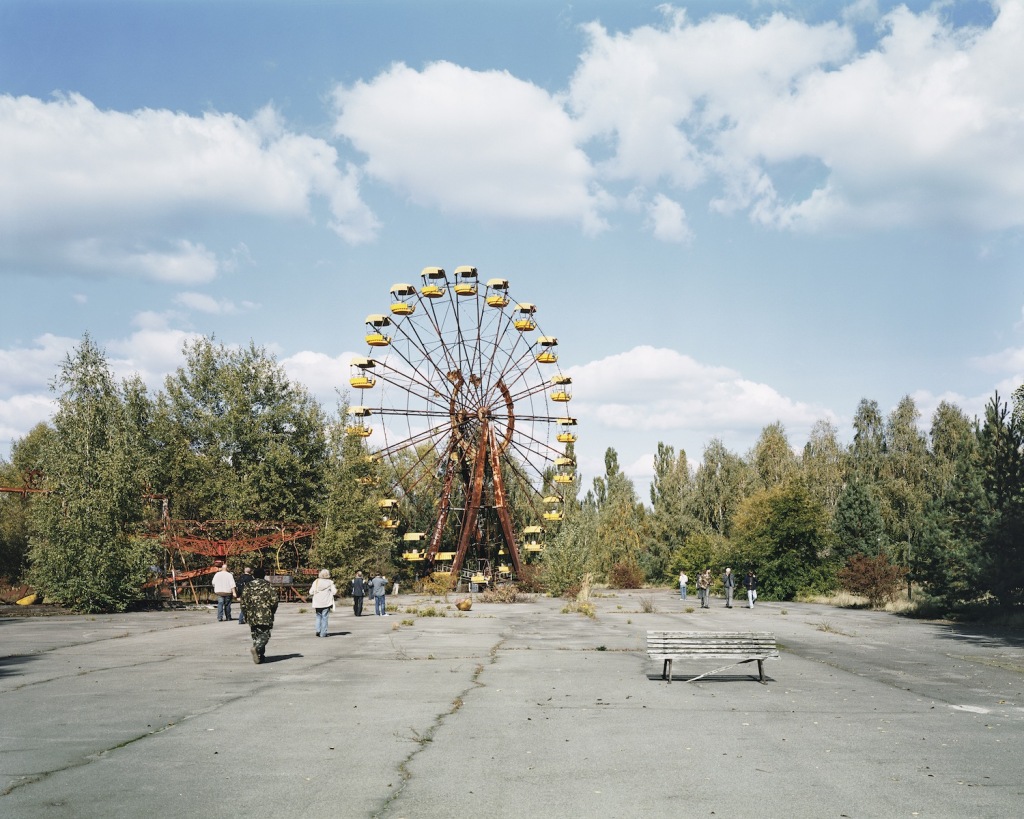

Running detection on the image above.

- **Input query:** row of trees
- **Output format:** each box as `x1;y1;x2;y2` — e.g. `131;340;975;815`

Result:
2;335;1022;613
541;393;1024;611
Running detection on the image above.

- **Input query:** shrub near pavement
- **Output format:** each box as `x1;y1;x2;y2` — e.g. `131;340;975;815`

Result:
478;584;522;603
839;553;907;609
608;560;644;589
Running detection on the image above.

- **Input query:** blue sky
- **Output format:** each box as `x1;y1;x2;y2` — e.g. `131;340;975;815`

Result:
1;0;1022;492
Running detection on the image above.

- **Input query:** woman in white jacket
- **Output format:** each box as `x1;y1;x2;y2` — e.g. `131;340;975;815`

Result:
309;569;338;637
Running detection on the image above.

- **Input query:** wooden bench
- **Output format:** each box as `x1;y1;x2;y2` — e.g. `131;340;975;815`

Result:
647;631;779;684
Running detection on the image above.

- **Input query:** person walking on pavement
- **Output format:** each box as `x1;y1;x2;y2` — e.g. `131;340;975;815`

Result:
309;569;338;637
212;561;236;622
351;571;367;616
235;567;254;625
679;570;688;600
240;567;278;664
697;568;711;608
723;567;735;608
370;571;388;616
744;571;758;608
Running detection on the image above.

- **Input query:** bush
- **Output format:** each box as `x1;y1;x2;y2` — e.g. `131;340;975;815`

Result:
838;553;907;609
608;560;644;589
478;584;522;603
515;563;544;593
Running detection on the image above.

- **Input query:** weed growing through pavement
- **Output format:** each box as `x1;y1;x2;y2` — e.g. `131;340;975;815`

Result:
561;601;596;618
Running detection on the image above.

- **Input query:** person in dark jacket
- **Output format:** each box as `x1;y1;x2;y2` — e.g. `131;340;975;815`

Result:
240;567;278;664
744;571;758;608
722;567;735;608
351;571;367;617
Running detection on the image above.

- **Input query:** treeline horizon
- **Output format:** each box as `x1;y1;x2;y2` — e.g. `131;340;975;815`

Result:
1;333;1022;615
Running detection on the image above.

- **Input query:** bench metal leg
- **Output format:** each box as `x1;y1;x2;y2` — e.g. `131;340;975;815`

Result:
663;658;672;683
757;659;764;683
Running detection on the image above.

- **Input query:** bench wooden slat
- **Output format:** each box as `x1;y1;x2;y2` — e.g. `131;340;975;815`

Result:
646;630;778;684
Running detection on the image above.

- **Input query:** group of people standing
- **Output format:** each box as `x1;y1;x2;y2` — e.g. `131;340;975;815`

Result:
211;562;395;665
679;568;759;609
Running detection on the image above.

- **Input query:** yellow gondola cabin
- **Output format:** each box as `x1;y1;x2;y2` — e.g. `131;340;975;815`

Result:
486;278;510;308
420;266;447;298
346;406;372;437
349;356;377;389
513;303;537;331
365;314;392;347
536;336;558;364
453;266;478;296
389;283;417;316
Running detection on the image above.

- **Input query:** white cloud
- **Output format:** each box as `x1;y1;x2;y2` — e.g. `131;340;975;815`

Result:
0;94;380;282
0;393;55;452
646;193;693;242
0;334;77;394
568;3;1024;233
174;291;254;315
281;350;358;409
332;61;611;234
971;344;1024;375
562;345;845;489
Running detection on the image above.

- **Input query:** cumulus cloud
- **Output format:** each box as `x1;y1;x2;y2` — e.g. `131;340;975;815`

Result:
332;61;611;234
0;393;55;452
174;291;255;315
646;194;693;242
568;3;1024;233
564;345;837;486
566;345;831;435
0;334;77;394
0;93;380;282
280;349;357;408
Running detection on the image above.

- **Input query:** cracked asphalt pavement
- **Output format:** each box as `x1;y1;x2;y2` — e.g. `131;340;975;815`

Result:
2;592;1022;818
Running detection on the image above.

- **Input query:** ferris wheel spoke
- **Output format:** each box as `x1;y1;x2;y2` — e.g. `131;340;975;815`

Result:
376;420;453;462
382;324;457;401
371;367;452;413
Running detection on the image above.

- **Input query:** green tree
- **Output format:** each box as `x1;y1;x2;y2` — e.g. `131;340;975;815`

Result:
540;505;597;596
731;477;831;600
832;479;885;562
694;438;750;537
850;399;886;483
648;443;702;583
802;419;846;518
153;337;327;523
917;401;987;606
976;391;1024;608
311;408;387;575
879;396;930;577
750;422;797;491
0;424;53;581
28;336;157;612
591;448;647;581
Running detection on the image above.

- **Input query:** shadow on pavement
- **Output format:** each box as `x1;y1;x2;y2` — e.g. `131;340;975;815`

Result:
931;622;1024;649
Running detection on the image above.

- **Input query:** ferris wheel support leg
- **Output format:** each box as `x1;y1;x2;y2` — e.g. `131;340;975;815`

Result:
450;425;489;581
489;430;523;578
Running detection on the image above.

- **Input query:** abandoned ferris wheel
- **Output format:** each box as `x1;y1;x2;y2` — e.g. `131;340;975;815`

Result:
346;266;577;587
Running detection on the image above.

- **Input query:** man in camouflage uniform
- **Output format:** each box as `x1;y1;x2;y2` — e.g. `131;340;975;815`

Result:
240;567;278;664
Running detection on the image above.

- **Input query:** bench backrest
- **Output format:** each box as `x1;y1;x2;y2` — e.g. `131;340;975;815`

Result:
647;631;778;658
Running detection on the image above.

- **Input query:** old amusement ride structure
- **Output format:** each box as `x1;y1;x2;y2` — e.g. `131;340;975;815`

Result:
348;266;577;590
2;266;577;601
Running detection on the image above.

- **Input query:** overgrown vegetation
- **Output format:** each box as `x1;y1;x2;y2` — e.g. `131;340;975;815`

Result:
4;333;1024;618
